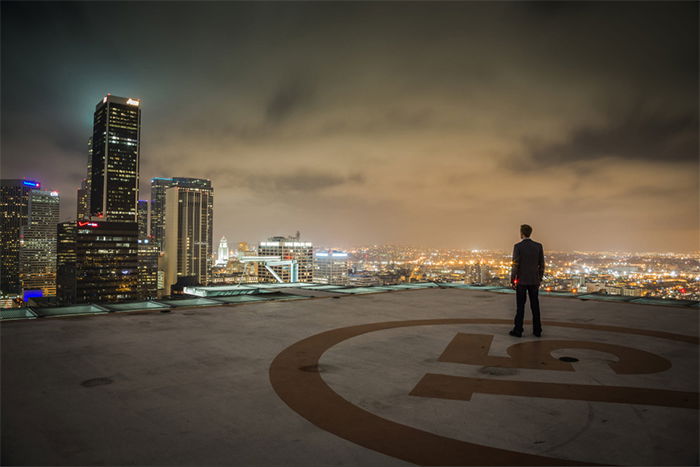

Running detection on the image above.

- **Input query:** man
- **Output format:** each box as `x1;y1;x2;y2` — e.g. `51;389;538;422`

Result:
509;224;545;338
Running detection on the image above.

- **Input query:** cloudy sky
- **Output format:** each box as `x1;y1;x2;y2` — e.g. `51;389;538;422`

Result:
2;2;697;252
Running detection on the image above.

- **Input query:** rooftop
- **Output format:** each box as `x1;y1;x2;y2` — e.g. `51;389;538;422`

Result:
1;286;698;466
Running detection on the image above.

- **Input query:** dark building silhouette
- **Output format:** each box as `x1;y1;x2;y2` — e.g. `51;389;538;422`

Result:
89;95;140;222
0;179;41;295
74;221;139;303
137;200;149;240
56;221;77;305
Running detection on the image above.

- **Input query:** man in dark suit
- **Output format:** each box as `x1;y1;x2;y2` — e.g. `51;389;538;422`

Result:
509;224;545;337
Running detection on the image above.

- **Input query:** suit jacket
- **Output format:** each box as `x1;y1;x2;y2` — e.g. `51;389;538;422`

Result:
510;238;545;286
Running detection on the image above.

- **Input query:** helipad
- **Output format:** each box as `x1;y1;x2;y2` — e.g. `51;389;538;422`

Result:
1;288;698;465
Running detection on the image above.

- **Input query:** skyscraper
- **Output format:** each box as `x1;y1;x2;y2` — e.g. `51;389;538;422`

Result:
89;95;140;222
19;190;60;298
76;137;92;220
56;221;77;305
137;200;149;239
150;177;213;252
74;221;139;303
137;238;158;300
162;179;214;294
77;178;89;220
68;95;142;304
0;179;41;295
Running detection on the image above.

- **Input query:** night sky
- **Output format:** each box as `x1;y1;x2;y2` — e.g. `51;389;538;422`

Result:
2;2;697;252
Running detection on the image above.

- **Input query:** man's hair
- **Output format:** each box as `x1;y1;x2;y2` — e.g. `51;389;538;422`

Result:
520;224;533;237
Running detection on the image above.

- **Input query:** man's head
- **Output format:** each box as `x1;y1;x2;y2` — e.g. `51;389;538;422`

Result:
520;224;533;238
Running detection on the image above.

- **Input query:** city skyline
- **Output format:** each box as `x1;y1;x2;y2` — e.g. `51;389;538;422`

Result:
2;2;698;252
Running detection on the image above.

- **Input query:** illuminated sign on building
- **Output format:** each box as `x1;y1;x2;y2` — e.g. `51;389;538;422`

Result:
23;289;43;301
126;98;140;106
77;221;99;228
22;180;40;188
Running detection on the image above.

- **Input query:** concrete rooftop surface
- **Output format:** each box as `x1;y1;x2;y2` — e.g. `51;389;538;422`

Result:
1;287;698;466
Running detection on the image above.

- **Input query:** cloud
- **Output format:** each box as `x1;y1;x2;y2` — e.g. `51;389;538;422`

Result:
265;79;313;124
209;169;365;195
522;103;698;167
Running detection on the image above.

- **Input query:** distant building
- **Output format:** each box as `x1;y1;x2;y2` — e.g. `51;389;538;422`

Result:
137;200;149;239
258;235;313;283
76;138;92;220
162;180;214;294
237;241;251;255
138;238;159;300
150;177;213;252
56;221;77;305
88;95;141;222
314;250;349;285
468;262;490;285
216;236;229;266
19;190;60;298
0;179;41;295
77;179;89;220
622;287;643;297
74;221;139;303
347;273;382;287
585;282;603;293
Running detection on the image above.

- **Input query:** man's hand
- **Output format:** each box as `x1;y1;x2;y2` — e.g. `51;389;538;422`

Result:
511;278;519;290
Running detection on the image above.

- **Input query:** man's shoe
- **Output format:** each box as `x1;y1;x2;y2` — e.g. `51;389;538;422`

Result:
509;330;522;338
534;331;542;337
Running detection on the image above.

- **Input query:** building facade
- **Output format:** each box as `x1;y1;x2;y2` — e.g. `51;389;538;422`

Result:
89;95;140;222
314;250;349;285
150;177;213;252
257;236;313;283
162;180;214;294
19;190;60;298
0;179;40;295
56;221;77;305
137;200;149;239
77;138;92;220
137;238;159;300
74;221;139;303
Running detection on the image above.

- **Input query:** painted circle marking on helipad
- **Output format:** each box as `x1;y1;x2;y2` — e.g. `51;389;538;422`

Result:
269;318;698;466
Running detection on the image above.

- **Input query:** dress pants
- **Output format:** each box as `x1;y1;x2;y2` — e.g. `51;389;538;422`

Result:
514;284;542;334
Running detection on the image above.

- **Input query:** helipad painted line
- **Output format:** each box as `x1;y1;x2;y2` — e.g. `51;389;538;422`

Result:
410;373;698;409
269;318;697;466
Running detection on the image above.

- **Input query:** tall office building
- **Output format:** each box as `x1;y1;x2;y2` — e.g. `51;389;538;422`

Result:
71;95;141;304
314;249;349;285
74;221;139;303
137;200;149;239
77;138;92;220
150;177;213;251
77;178;89;220
162;180;214;294
258;235;313;283
19;190;60;298
89;95;140;222
1;179;41;295
56;221;77;305
137;238;159;300
216;236;229;266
